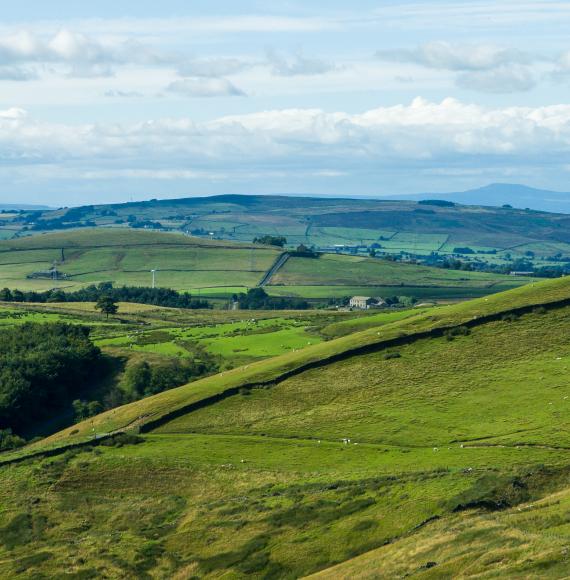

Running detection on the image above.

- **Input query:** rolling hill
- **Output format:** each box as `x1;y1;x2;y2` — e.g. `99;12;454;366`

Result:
8;194;570;267
0;228;531;300
2;277;570;577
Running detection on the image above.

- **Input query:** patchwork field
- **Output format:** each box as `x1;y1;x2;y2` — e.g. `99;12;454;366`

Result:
0;228;535;302
7;195;570;272
264;251;533;302
0;229;280;293
2;277;570;577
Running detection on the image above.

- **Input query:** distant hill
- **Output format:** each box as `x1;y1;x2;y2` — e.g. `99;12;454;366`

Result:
10;193;568;277
0;228;528;301
414;183;570;213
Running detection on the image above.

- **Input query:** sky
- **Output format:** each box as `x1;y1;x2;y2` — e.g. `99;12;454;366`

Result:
2;0;570;205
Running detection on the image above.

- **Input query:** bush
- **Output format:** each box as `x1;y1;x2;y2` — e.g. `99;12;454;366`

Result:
100;433;144;447
444;326;471;341
447;474;530;512
0;428;26;451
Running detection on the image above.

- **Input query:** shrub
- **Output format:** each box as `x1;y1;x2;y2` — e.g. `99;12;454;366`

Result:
444;326;471;341
100;433;144;447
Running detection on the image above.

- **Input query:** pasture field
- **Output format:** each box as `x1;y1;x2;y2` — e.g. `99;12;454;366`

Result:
267;253;531;297
7;195;570;271
96;316;325;366
0;301;355;366
0;228;537;303
319;307;432;338
0;228;280;292
3;277;570;576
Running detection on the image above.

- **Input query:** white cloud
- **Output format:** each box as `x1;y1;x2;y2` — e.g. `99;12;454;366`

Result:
6;97;570;201
457;65;536;93
177;58;250;78
166;77;246;98
376;42;540;93
376;41;530;72
3;98;570;170
0;65;37;80
0;107;27;119
0;29;173;79
373;1;570;28
104;89;144;98
266;49;337;77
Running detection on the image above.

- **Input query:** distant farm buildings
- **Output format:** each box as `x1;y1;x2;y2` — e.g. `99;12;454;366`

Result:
509;271;535;277
26;261;67;281
349;296;385;310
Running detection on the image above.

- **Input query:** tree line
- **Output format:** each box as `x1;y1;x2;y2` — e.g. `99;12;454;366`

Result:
234;288;309;310
0;283;212;309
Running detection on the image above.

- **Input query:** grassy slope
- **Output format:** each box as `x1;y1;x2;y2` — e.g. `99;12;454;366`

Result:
270;253;529;289
308;485;570;579
20;275;568;450
3;277;570;577
0;228;280;292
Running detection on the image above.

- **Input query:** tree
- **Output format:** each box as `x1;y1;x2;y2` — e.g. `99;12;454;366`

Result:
253;235;287;247
95;295;118;318
0;288;12;302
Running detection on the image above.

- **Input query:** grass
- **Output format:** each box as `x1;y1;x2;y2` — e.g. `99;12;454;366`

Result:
309;482;570;579
270;254;530;288
0;228;280;292
320;307;432;338
95;316;324;365
3;276;570;577
25;275;570;447
0;228;535;302
154;305;570;448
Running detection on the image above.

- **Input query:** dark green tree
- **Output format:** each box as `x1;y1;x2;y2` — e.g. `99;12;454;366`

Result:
0;288;12;301
95;295;118;318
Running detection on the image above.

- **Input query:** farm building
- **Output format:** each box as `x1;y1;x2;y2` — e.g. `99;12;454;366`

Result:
349;296;385;310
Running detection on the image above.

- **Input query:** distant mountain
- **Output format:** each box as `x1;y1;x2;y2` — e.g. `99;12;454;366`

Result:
414;183;570;214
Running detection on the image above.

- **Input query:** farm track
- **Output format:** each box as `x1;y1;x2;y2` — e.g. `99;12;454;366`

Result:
258;252;290;287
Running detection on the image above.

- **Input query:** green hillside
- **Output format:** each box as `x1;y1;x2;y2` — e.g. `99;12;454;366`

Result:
268;253;528;299
0;228;531;300
0;228;279;293
2;277;570;577
12;194;570;269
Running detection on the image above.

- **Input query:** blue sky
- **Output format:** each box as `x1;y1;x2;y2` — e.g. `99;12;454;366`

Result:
2;1;570;205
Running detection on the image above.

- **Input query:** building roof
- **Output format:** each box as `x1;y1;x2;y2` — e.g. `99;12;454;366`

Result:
351;296;373;301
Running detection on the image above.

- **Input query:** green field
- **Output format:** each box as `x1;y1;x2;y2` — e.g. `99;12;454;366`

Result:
269;253;529;295
96;316;325;366
7;194;570;271
2;277;570;576
0;228;536;302
0;228;280;292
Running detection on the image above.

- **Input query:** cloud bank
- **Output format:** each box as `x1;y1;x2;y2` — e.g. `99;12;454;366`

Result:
2;98;570;188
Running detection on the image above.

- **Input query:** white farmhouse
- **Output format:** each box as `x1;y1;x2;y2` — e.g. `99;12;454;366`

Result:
349;296;385;310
